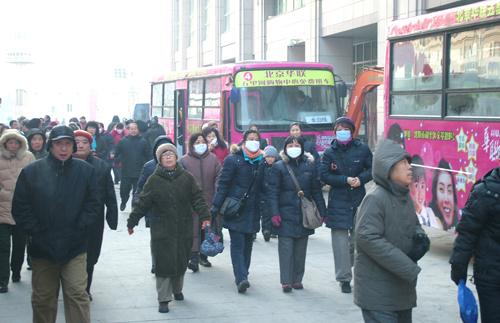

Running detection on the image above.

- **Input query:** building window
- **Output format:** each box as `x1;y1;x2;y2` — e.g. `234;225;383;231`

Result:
174;0;180;51
202;0;211;41
16;89;26;106
353;41;378;78
221;0;231;33
114;68;127;79
187;0;194;46
275;0;305;15
67;104;72;113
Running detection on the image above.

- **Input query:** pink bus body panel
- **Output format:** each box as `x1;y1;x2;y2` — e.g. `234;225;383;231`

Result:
385;0;500;230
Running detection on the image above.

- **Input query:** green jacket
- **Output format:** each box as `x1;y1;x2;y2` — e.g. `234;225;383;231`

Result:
353;139;422;311
127;164;210;277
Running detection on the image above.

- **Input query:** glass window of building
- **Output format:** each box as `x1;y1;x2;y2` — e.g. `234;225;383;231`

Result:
221;0;231;33
202;0;211;41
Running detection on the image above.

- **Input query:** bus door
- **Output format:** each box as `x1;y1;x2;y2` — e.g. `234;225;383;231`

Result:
223;90;231;143
174;89;186;155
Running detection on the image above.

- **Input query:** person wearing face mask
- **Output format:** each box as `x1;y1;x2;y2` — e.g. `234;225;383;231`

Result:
110;123;126;184
202;127;228;165
288;123;320;164
320;116;373;294
180;133;221;272
268;136;326;292
211;129;265;293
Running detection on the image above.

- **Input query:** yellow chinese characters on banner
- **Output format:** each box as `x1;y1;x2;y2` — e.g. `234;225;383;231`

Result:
234;69;335;88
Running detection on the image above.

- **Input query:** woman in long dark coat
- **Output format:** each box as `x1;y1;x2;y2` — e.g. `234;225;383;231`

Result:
268;136;326;292
127;143;210;314
211;129;265;294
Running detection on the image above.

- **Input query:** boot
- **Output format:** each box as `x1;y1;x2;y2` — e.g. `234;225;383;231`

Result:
262;230;271;242
158;301;169;313
199;254;212;267
187;252;199;272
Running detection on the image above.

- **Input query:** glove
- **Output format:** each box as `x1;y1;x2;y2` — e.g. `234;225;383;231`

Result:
451;263;468;285
407;233;430;262
271;215;281;227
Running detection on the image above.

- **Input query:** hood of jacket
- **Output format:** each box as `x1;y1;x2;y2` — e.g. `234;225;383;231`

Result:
26;128;47;152
152;135;172;162
279;150;314;164
0;129;29;160
372;139;410;193
482;167;500;195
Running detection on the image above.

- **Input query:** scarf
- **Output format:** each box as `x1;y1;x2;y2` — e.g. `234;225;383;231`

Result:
242;146;263;164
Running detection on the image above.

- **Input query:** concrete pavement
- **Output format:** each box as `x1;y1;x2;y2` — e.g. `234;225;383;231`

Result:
0;196;474;322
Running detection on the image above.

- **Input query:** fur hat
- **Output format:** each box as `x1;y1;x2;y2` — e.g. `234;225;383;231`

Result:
74;130;93;144
156;143;177;162
263;145;279;158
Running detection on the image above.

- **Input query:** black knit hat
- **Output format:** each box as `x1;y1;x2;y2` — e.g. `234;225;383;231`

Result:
46;125;77;152
334;117;355;132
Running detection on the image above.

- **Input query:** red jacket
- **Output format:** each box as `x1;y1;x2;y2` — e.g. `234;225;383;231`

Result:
212;146;229;166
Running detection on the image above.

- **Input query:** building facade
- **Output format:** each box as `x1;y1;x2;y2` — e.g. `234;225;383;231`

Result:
169;0;483;140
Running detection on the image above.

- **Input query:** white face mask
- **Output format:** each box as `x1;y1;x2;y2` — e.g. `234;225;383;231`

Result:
194;143;207;155
211;138;218;146
286;147;302;159
245;140;260;153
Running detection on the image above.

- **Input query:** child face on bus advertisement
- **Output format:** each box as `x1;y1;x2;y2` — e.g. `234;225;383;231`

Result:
409;176;426;214
436;171;455;227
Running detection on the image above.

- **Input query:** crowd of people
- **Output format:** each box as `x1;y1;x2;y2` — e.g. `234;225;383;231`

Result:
0;113;498;323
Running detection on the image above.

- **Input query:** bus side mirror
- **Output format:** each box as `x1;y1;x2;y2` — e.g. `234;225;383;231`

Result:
230;88;240;103
335;82;347;98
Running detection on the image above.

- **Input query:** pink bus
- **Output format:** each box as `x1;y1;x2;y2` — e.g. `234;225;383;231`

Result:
150;61;341;155
385;0;500;231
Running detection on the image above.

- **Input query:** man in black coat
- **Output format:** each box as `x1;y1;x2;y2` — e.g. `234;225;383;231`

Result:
74;130;118;300
450;151;500;323
115;121;150;211
12;125;99;323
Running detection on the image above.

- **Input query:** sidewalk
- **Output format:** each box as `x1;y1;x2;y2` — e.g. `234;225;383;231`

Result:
0;204;469;323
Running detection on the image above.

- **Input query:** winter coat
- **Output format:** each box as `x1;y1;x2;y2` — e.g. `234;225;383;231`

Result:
94;133;114;164
353;139;422;311
85;154;118;266
26;128;48;160
115;135;150;178
180;150;221;207
212;145;264;234
304;139;320;163
133;135;175;227
320;138;372;229
212;145;229;166
127;165;210;278
12;154;99;264
0;130;35;225
110;129;125;146
268;151;326;237
450;167;500;284
144;124;166;152
260;161;275;231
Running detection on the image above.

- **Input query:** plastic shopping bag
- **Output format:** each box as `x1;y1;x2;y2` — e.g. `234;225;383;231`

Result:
457;280;478;323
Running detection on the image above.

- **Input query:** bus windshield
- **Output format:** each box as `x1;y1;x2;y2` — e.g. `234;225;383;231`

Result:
234;85;337;131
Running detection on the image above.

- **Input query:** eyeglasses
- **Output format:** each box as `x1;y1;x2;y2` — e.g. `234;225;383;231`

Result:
162;152;176;158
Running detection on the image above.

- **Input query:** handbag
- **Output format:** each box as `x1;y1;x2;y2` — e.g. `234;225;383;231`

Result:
219;168;258;219
285;163;322;230
200;218;224;257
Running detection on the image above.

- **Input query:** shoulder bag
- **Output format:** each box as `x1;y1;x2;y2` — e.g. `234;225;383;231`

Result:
285;163;322;229
219;168;258;219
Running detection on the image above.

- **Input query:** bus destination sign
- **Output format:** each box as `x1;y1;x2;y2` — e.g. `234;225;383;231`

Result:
234;69;334;88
